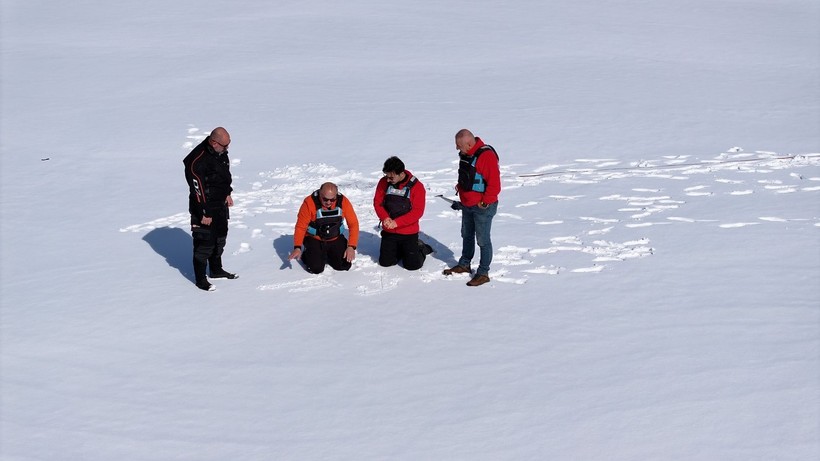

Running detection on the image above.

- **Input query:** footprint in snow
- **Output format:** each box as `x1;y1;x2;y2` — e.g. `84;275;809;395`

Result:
258;274;341;292
572;265;606;273
719;222;759;228
356;271;400;296
490;269;528;285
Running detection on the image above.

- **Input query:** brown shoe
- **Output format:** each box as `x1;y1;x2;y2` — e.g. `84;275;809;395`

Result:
466;274;490;287
443;265;471;276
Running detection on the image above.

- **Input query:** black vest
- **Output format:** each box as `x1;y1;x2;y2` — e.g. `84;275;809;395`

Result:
457;145;498;193
383;175;418;218
308;191;345;240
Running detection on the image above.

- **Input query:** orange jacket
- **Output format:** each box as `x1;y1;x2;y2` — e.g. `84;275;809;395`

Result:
293;193;360;248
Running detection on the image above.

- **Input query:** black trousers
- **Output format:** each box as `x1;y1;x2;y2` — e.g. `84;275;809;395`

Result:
191;213;228;282
302;236;351;273
379;231;424;271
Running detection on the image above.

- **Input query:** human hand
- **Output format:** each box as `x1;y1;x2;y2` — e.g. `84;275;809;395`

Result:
450;201;463;211
201;216;213;225
288;248;302;260
383;218;397;229
344;246;356;262
225;196;234;207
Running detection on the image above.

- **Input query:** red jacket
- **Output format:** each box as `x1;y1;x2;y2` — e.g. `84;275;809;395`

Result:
456;137;501;207
373;170;426;235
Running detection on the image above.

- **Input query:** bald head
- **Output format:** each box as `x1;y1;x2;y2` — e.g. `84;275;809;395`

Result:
455;129;474;140
208;127;231;153
455;128;476;153
320;182;338;196
317;182;339;209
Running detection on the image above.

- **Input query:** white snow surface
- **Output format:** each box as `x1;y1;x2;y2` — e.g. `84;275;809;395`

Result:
1;1;819;460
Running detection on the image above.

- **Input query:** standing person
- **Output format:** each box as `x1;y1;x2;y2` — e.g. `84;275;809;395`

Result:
373;156;433;271
288;182;360;273
183;127;237;291
443;129;501;287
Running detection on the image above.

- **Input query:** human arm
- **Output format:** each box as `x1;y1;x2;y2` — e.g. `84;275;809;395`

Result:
373;178;393;227
477;152;501;205
184;149;209;223
342;198;360;250
290;197;314;256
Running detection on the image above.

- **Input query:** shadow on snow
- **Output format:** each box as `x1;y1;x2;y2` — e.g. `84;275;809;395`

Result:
142;227;194;283
271;230;454;272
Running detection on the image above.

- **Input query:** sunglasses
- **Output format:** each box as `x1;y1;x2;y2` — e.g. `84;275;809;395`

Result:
211;138;230;149
321;196;337;203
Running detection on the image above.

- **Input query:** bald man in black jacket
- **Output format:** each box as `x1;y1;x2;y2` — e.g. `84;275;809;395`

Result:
183;127;237;291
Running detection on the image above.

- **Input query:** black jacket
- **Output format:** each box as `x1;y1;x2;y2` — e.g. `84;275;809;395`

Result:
183;137;233;220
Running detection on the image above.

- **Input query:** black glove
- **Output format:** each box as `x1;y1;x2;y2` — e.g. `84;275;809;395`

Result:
450;201;463;211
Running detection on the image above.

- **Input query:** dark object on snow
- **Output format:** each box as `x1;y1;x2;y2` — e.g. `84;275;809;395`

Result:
436;194;462;210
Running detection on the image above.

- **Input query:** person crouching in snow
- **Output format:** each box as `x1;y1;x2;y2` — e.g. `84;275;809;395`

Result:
288;182;360;273
373;156;433;270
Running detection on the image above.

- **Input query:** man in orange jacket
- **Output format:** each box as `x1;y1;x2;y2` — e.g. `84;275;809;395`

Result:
288;182;359;273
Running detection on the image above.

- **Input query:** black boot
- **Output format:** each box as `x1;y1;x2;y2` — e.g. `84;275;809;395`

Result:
208;256;237;279
193;260;213;291
418;239;434;256
208;238;237;279
210;269;238;279
196;279;215;291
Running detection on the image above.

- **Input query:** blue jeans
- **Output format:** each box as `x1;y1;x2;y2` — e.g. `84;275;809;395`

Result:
458;201;497;276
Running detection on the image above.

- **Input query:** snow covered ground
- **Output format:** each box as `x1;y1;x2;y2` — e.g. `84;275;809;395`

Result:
1;1;818;460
